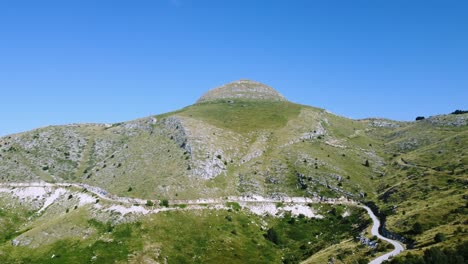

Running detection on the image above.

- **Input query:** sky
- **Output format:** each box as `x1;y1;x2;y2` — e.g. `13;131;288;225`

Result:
0;0;467;136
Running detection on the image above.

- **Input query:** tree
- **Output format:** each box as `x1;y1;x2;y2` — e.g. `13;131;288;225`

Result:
160;199;169;207
265;228;280;245
424;247;448;263
415;116;425;121
364;160;370;167
357;258;369;264
434;233;446;243
451;110;468;115
412;222;423;235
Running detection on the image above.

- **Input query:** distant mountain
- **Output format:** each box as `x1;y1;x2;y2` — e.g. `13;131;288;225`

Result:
0;80;466;263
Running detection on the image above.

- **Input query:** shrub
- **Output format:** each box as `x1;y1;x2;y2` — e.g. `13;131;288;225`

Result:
264;228;280;245
357;258;368;264
160;199;169;207
146;200;154;206
226;202;241;211
416;116;425;121
434;233;446;243
451;110;468;115
387;242;468;263
127;187;133;192
412;222;423;235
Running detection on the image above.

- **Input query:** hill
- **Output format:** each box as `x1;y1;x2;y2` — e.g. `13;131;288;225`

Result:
0;80;466;263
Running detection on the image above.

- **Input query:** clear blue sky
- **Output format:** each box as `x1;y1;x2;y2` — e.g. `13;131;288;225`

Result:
1;0;467;136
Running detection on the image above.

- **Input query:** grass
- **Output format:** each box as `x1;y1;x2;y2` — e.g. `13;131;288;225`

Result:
366;115;468;256
302;239;369;264
0;198;34;244
0;205;370;264
176;100;303;134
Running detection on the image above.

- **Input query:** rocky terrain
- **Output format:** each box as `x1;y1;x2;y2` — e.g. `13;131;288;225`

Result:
0;80;466;263
196;79;286;103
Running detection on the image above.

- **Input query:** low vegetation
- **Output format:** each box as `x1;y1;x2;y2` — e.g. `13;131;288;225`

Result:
0;207;369;264
385;241;468;264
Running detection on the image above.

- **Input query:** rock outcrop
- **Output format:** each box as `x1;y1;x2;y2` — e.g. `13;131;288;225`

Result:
196;79;286;103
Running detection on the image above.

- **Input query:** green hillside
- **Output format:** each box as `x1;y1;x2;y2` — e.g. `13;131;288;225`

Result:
0;80;466;263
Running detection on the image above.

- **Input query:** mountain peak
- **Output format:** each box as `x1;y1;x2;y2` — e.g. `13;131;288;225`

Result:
196;79;287;103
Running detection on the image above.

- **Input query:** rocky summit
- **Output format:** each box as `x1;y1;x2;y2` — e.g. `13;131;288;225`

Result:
196;79;287;103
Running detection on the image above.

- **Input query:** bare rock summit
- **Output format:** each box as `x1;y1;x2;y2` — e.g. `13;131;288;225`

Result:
196;79;287;103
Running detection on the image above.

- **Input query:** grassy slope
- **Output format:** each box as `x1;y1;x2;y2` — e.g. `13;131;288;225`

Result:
0;100;383;200
0;205;368;264
0;197;35;245
172;100;383;199
364;115;468;260
176;100;303;134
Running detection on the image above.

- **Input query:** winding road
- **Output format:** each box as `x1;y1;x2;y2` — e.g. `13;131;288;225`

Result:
363;206;405;264
0;182;404;263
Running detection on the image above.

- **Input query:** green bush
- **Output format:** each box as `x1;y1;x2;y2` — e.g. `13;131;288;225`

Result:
450;110;468;115
264;228;280;245
412;222;423;235
226;202;241;211
434;233;446;243
160;199;169;207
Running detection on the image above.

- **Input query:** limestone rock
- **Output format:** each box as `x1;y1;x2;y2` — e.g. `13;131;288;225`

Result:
196;79;286;103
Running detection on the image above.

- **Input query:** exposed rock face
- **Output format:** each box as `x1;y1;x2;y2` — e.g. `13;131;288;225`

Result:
161;117;191;154
368;120;401;128
424;114;468;127
196;79;287;103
